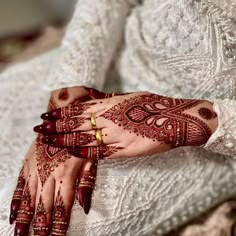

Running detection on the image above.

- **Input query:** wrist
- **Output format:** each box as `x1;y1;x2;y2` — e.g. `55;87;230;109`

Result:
49;86;89;109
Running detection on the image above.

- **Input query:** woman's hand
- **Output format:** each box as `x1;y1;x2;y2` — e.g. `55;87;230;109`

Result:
9;86;111;236
35;91;218;160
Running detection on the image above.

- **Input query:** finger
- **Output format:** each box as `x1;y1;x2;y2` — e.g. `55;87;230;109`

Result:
34;115;105;134
41;95;93;120
40;100;96;121
86;87;126;99
42;132;96;148
14;173;37;236
51;180;76;236
9;169;26;225
67;145;124;159
78;160;98;214
41;128;116;148
33;178;55;236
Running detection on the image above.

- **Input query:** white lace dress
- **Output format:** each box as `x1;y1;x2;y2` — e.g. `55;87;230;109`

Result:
1;0;236;235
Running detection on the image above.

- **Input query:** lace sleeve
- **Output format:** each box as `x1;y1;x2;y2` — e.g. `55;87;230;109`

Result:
46;0;139;91
203;99;236;159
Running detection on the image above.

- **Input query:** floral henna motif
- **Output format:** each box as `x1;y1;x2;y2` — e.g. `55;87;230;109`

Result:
42;133;96;148
58;88;69;101
68;146;123;159
198;107;217;120
33;196;50;236
52;188;69;236
101;94;213;147
15;183;34;235
10;169;26;224
36;141;71;186
56;117;87;133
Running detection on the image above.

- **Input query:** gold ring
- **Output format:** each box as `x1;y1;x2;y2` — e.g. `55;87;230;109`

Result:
90;113;97;130
95;129;103;145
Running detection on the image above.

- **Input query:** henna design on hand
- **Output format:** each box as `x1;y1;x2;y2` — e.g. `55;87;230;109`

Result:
36;141;71;186
41;101;95;121
67;146;123;159
58;88;69;101
15;183;34;236
42;133;96;148
101;94;213;147
198;107;217;120
78;160;98;214
34;117;87;135
52;188;69;236
33;196;50;236
10;169;26;224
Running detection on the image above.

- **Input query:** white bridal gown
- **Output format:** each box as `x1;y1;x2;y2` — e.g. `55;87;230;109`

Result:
1;0;236;235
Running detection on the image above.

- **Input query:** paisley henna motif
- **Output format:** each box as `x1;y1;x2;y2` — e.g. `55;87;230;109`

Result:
101;94;213;147
52;188;69;236
68;146;123;159
33;196;50;236
198;107;217;120
42;133;96;148
10;168;26;224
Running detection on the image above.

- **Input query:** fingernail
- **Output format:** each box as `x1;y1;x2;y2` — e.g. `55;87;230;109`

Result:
9;200;21;224
42;136;56;145
83;190;92;214
33;123;56;134
33;124;45;133
14;223;30;236
41;110;61;120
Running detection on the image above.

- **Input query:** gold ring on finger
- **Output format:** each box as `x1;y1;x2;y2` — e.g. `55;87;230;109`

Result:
90;113;97;130
95;129;103;145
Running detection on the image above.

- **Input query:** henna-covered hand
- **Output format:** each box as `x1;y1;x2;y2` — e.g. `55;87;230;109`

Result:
36;91;218;160
10;86;112;236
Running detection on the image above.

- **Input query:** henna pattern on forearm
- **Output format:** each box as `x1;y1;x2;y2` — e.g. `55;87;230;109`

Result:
42;133;96;148
52;188;69;236
33;196;50;236
58;88;69;101
101;94;213;147
67;146;123;159
9;168;26;224
15;183;34;235
198;107;217;120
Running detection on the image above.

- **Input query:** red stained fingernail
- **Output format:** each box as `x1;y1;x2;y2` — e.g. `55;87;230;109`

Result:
83;189;92;215
33;123;56;134
41;110;61;120
9;200;21;224
14;223;30;236
42;136;56;145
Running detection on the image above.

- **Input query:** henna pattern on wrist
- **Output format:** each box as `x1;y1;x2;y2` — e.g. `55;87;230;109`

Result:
58;88;69;101
10;168;26;224
33;196;50;236
68;146;123;159
101;94;212;147
52;188;69;236
198;107;217;120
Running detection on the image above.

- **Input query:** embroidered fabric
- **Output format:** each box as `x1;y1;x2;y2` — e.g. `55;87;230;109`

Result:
1;0;236;235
